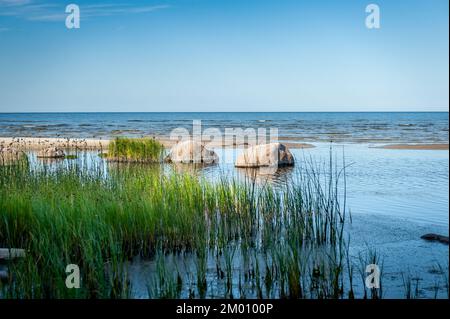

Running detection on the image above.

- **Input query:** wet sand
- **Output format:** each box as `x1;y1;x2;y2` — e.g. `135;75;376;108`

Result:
0;137;315;150
374;144;449;150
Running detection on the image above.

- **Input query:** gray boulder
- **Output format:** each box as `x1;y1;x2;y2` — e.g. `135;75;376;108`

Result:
165;140;218;164
37;147;65;158
235;143;294;168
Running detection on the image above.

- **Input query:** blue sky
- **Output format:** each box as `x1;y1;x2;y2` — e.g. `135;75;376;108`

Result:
0;0;448;112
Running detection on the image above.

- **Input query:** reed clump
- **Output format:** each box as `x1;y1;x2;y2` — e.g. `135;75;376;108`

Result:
0;150;361;299
107;137;164;163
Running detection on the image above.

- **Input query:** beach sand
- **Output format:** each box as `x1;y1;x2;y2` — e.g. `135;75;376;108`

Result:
0;137;110;151
374;144;449;150
0;137;316;151
3;137;449;151
2;138;449;151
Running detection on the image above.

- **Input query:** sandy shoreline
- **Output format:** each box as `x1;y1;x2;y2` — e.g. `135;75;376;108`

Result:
0;137;316;150
2;137;448;151
0;137;110;151
373;143;449;150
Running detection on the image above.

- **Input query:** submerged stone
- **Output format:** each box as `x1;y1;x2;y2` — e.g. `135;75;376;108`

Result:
420;233;449;245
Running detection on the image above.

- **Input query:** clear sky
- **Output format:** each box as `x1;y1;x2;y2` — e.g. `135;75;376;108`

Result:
0;0;448;112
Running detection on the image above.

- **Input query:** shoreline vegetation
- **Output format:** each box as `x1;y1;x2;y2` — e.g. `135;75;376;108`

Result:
106;137;165;163
0;138;448;299
0;140;357;299
0;137;448;151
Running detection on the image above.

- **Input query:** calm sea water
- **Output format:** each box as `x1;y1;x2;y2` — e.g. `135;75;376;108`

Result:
0;112;448;144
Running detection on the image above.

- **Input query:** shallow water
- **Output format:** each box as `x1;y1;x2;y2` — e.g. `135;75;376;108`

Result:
202;143;449;227
173;143;449;298
21;142;449;298
25;142;449;227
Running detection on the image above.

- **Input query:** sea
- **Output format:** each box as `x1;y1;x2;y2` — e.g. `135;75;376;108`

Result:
0;112;448;144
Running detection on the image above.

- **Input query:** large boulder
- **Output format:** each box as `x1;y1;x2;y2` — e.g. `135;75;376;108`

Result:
235;143;294;168
37;147;65;158
165;140;218;164
0;147;25;164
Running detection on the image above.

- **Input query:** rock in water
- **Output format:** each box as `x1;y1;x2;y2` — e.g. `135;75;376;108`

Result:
0;147;25;165
165;140;218;164
37;147;65;158
235;143;294;168
0;248;26;260
420;233;449;245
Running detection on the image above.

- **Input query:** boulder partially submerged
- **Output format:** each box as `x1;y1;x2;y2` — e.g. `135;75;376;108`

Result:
165;140;218;164
235;143;294;168
0;147;26;165
37;147;65;158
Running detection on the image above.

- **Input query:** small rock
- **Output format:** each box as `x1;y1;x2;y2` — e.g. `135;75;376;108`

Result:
165;140;218;164
0;248;26;260
0;147;25;164
235;143;294;168
421;233;449;245
37;147;65;158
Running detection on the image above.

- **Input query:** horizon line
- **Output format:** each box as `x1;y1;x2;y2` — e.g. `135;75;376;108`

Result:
0;111;448;114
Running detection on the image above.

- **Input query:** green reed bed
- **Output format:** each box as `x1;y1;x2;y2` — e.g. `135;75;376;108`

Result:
107;137;165;163
0;152;370;299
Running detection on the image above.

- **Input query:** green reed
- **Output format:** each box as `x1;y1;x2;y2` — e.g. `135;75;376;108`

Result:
107;137;165;163
0;148;364;299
